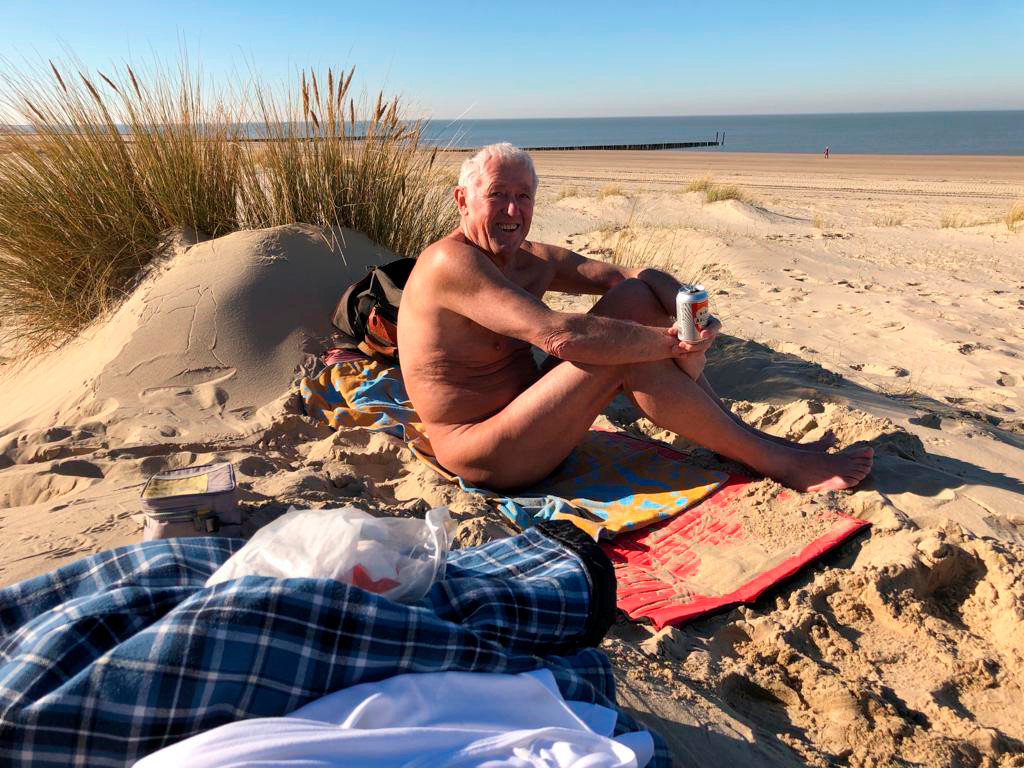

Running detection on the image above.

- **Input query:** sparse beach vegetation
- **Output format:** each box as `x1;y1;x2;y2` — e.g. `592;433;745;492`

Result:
940;209;969;228
702;183;745;203
873;212;905;227
0;59;457;347
1006;200;1024;232
684;177;713;194
599;183;625;199
557;184;581;200
685;176;748;204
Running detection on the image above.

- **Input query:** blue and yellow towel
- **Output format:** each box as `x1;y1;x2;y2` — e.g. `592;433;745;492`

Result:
301;356;726;539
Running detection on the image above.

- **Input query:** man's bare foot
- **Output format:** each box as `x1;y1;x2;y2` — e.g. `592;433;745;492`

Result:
797;430;838;452
748;427;837;453
774;446;874;492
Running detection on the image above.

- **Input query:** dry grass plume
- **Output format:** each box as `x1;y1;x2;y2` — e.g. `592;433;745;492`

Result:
1006;200;1024;232
0;57;457;347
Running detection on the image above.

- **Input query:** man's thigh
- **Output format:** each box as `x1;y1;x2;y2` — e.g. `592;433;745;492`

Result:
434;359;623;490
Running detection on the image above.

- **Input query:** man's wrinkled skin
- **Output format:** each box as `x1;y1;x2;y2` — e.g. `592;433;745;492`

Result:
398;152;872;491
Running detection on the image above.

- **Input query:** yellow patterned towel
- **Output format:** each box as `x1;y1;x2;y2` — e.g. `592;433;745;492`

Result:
301;356;725;539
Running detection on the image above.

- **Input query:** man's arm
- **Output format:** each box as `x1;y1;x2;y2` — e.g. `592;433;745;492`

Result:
532;243;633;295
533;242;688;319
425;244;696;365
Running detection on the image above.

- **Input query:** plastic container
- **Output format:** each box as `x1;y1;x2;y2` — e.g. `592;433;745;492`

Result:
140;462;241;540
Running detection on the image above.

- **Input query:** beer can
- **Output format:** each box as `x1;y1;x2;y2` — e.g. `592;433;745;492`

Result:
676;284;710;342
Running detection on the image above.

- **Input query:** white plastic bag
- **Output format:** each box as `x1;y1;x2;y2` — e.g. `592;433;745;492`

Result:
206;506;453;603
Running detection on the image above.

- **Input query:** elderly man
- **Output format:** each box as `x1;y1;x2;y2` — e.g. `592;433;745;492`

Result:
397;143;872;491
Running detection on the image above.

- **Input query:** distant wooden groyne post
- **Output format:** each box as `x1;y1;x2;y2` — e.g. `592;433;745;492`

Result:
240;134;725;151
520;137;721;151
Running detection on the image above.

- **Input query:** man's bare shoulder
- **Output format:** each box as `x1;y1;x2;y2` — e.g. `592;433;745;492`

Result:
416;232;494;283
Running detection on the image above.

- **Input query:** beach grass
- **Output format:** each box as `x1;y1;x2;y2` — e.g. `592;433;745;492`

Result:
703;183;745;203
0;58;457;347
684;177;712;194
873;212;905;227
599;183;625;199
940;210;969;229
557;185;581;200
685;176;747;204
1006;200;1024;232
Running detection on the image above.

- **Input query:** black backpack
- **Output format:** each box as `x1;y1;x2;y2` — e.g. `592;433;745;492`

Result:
330;258;416;359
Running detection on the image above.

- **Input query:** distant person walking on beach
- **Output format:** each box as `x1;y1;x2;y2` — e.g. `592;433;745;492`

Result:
824;145;830;159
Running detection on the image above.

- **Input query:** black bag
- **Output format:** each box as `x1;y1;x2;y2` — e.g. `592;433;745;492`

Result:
331;258;416;359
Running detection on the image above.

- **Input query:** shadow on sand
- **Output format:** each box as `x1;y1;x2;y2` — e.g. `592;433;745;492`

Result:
696;334;1024;498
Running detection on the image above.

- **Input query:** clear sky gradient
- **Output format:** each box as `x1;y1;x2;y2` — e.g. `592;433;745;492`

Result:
1;0;1021;119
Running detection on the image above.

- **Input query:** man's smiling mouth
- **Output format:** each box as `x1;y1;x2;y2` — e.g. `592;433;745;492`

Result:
497;223;519;232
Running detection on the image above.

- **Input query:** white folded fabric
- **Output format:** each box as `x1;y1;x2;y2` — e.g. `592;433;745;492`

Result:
135;668;653;768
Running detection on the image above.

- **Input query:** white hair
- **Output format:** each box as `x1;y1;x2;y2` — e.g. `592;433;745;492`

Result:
458;143;538;193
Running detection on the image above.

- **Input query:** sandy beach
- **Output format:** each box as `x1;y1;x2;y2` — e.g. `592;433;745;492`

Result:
1;151;1022;766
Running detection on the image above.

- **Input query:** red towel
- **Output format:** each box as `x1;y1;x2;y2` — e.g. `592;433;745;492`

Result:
602;473;870;628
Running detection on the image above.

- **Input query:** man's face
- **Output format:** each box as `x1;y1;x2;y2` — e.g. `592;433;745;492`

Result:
455;156;535;259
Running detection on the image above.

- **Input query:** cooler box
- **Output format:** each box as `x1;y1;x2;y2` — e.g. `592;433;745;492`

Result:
140;462;241;540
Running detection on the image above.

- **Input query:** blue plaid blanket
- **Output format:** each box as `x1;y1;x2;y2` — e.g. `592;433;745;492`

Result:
0;521;669;767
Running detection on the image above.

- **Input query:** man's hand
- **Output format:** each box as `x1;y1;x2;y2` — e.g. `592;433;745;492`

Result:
664;316;721;379
665;315;721;354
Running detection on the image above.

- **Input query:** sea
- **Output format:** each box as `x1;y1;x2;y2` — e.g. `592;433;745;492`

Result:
417;111;1024;155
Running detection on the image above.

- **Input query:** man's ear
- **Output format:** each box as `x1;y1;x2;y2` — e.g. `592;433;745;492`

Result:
454;186;468;216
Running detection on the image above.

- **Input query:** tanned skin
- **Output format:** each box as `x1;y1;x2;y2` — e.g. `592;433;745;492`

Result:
397;154;872;491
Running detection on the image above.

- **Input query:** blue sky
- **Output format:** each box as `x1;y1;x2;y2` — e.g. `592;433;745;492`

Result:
1;0;1021;118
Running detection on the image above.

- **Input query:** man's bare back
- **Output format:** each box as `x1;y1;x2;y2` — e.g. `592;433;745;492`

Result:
396;145;873;492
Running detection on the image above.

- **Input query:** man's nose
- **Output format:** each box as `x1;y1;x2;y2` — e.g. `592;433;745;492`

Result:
506;199;518;216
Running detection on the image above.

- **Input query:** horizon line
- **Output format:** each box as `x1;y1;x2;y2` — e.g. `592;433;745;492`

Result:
425;108;1024;122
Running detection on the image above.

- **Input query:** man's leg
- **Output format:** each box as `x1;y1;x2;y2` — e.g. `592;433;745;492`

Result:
435;279;871;491
601;280;870;490
694;373;837;452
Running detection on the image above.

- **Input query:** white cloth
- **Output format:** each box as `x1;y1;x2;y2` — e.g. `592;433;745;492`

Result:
135;669;653;768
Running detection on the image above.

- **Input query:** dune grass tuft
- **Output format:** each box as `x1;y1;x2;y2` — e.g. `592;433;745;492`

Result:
684;176;747;204
873;212;904;227
1006;200;1024;232
703;183;745;203
599;183;625;199
0;58;457;347
940;210;969;229
684;177;713;194
557;185;580;201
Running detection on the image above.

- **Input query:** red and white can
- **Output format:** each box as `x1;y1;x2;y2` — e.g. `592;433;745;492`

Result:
676;284;710;342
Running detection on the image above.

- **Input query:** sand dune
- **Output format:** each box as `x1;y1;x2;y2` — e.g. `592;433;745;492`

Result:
1;153;1023;766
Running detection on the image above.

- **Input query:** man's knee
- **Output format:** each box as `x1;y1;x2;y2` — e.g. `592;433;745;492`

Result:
591;278;669;325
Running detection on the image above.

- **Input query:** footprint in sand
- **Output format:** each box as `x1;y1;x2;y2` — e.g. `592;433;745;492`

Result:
996;373;1019;387
957;342;991;355
849;363;910;377
51;459;105;479
781;267;809;282
834;303;871;317
42;427;72;443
